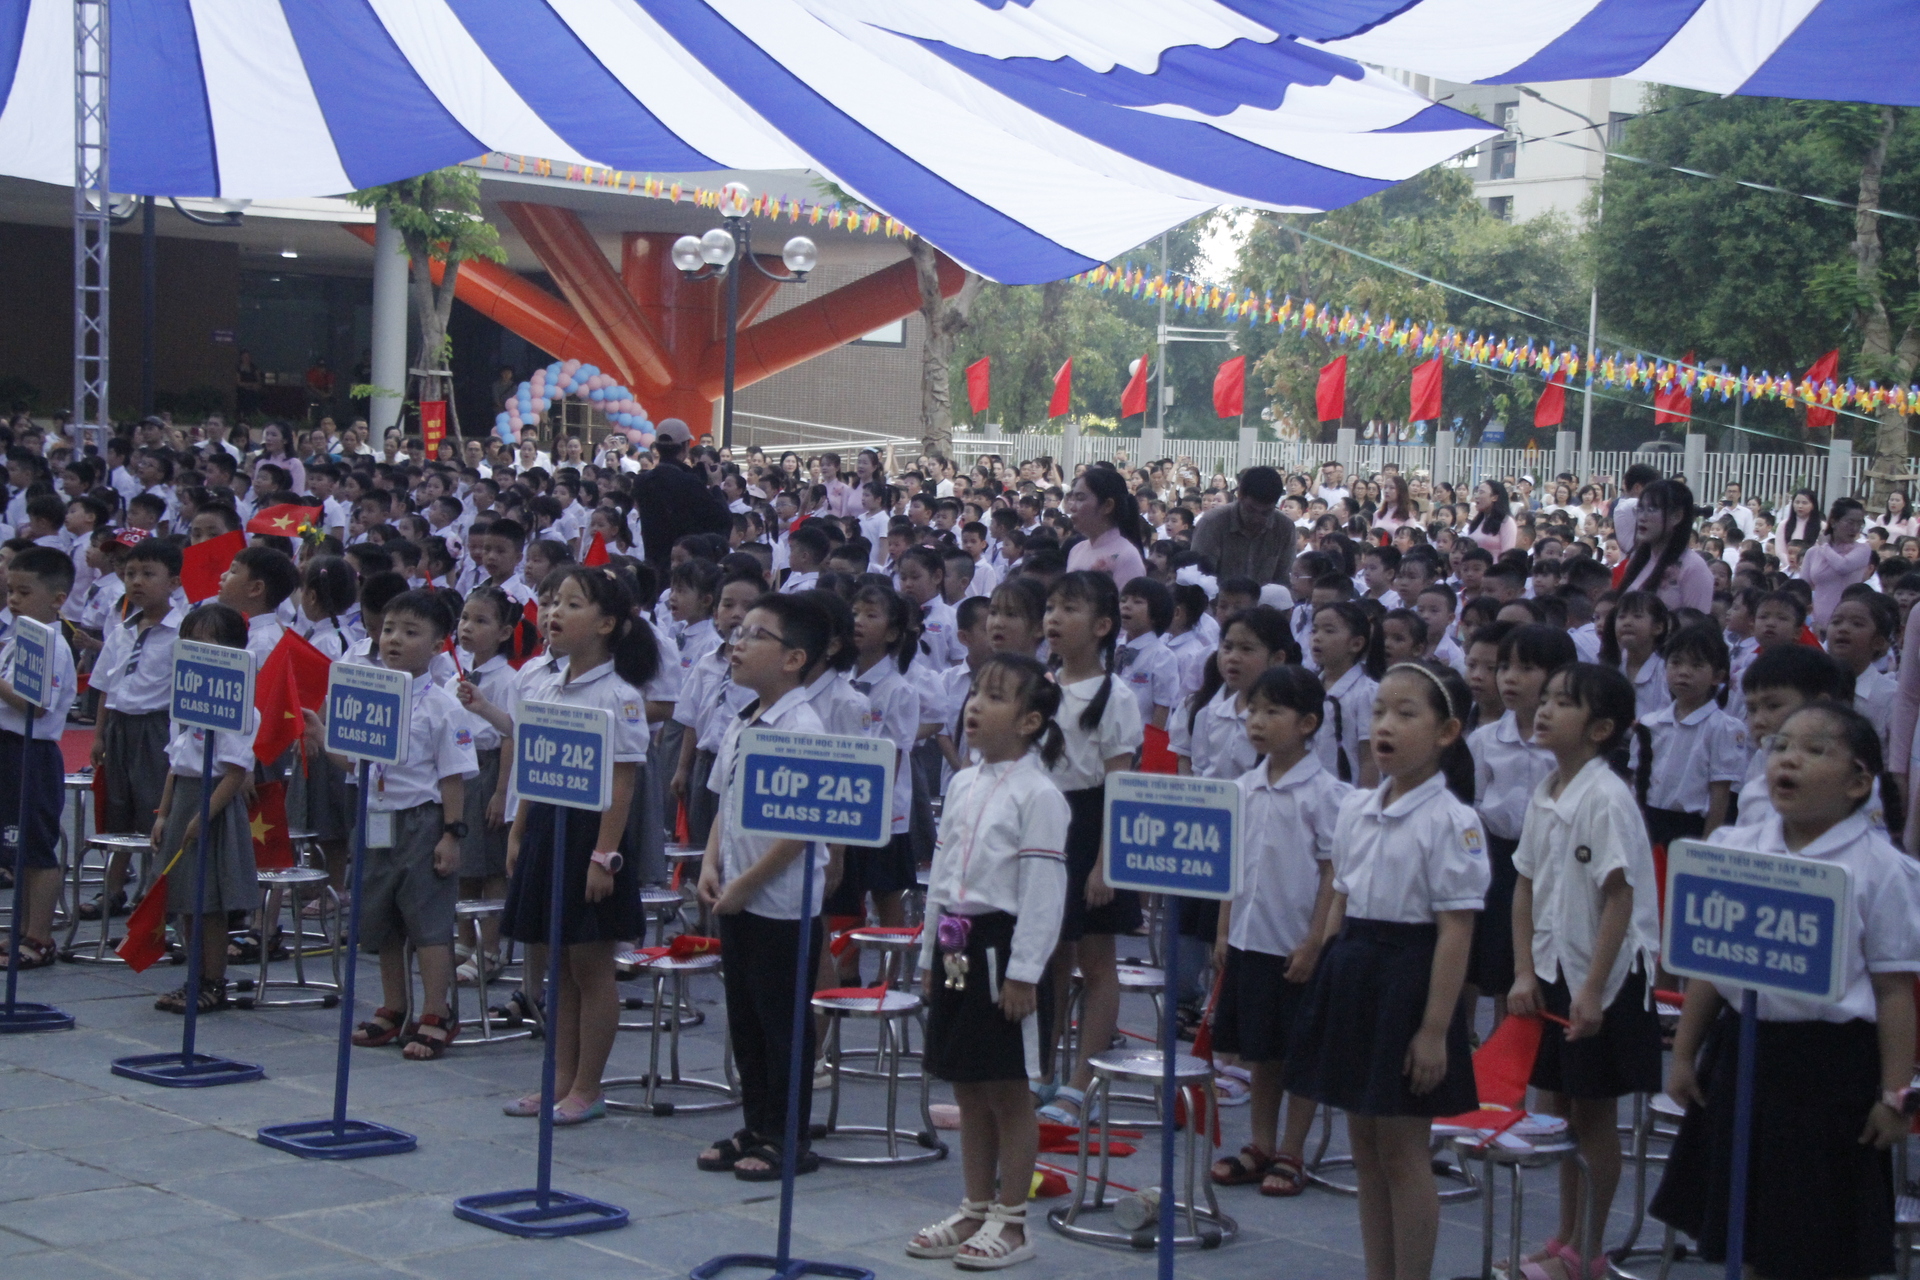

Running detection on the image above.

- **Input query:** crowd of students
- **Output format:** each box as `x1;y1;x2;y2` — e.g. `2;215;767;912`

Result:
1;410;1917;1279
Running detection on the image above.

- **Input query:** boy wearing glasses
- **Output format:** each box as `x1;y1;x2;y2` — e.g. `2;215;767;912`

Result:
696;593;836;1182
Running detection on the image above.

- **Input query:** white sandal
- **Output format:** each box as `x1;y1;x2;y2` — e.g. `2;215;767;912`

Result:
905;1199;989;1258
955;1202;1035;1270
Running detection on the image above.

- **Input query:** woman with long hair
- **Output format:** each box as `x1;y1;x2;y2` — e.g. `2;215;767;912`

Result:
1775;487;1823;563
254;420;306;495
1621;479;1714;614
1803;496;1873;633
1064;464;1148;591
1465;480;1518;554
1878;489;1916;539
1372;474;1418;537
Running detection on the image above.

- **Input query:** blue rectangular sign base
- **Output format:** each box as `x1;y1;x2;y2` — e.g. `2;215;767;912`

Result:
0;1002;73;1033
257;1118;418;1160
454;1188;630;1238
111;1051;263;1087
690;1254;876;1280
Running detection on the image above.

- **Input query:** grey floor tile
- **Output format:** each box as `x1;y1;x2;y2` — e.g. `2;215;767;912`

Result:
0;1148;133;1202
0;1183;238;1248
66;1124;288;1183
164;1160;416;1219
86;1218;364;1280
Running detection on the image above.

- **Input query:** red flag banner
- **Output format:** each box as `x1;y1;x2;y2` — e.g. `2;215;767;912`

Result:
1048;358;1072;418
1120;353;1150;419
1533;370;1567;428
583;532;610;567
249;781;295;870
1212;355;1245;418
1654;351;1695;425
246;504;321;537
964;357;990;415
179;530;245;604
1803;348;1840;429
419;399;447;457
254;630;333;765
1316;355;1347;422
1409;356;1444;423
116;846;186;972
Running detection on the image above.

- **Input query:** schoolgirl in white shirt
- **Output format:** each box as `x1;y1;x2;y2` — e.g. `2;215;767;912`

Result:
1507;663;1665;1273
1208;667;1349;1198
1627;624;1747;847
1308;601;1381;787
1285;661;1488;1280
1035;571;1143;1129
670;575;759;848
1163;583;1215;703
1599;590;1672;722
1652;703;1920;1280
1170;607;1291;781
906;654;1070;1270
448;586;522;985
1466;624;1575;1009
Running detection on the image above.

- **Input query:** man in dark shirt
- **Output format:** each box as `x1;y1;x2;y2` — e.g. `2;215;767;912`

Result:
630;418;731;569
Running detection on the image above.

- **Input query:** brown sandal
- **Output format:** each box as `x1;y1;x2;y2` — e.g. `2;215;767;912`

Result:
401;1012;458;1060
352;1007;407;1047
5;935;58;970
1210;1144;1275;1187
1259;1152;1308;1197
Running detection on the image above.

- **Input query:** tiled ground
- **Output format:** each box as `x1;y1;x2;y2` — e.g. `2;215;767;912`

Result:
0;945;1706;1280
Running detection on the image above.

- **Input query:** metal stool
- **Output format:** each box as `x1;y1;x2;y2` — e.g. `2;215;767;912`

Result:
1056;962;1166;1090
450;900;532;1045
62;834;159;964
1449;1120;1595;1280
604;953;737;1116
641;886;685;946
1307;1104;1481;1203
830;927;924;1082
1048;1048;1237;1249
811;988;945;1165
57;772;94;927
664;845;706;928
1611;1094;1694;1280
234;867;341;1009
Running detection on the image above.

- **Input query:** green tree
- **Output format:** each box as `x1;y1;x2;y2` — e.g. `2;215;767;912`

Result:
348;167;506;412
1590;89;1920;457
1236;166;1585;446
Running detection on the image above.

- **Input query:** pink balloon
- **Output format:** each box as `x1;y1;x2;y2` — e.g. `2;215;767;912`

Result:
625;429;647;444
562;359;581;375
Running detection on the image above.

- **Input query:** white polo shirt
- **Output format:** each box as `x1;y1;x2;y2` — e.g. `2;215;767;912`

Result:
515;657;650;765
0;628;74;738
1511;757;1660;1006
95;605;187;715
1168;686;1258;781
1469;710;1556;842
1047;673;1143;792
1332;772;1489;923
1625;652;1671;722
1629;700;1748;815
1316;663;1376;785
1117;631;1183;725
710;684;830;920
851;658;917;834
802;668;870;738
1232;754;1349;956
457;653;518;753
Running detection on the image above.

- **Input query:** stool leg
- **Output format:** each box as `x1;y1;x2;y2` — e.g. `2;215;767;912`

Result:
881;1016;900;1160
824;1014;844;1132
669;970;689;1082
255;887;272;997
1199;1081;1223;1223
645;971;667;1108
1066;1088;1093;1225
325;888;341;992
291;891;308;987
1618;1093;1652;1256
1094;1078;1113;1209
1479;1146;1496;1280
1508;1162;1524;1280
914;1010;937;1137
1183;1088;1199;1241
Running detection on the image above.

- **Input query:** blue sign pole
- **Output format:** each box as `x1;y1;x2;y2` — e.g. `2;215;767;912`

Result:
1157;895;1179;1280
180;731;214;1065
1724;989;1759;1280
776;833;819;1271
536;807;568;1209
0;704;71;1033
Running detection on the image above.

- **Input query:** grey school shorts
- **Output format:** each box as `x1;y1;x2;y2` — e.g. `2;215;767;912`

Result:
357;802;458;951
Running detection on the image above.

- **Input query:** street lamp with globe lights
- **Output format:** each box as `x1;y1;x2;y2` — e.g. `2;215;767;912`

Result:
671;182;816;450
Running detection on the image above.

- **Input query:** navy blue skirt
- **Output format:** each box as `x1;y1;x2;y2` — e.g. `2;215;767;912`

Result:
503;802;643;946
1284;918;1478;1118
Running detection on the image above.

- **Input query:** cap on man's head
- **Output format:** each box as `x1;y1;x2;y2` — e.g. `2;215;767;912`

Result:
654;418;693;445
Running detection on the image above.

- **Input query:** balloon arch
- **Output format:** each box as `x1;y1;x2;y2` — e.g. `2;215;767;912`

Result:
493;359;654;450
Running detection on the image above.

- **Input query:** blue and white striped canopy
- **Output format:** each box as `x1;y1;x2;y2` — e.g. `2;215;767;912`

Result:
0;0;1912;283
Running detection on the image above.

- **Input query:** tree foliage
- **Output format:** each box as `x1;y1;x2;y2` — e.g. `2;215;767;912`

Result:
1591;89;1919;452
348;167;506;410
1235;166;1585;445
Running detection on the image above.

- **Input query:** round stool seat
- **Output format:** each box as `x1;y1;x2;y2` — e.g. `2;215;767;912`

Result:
65;771;92;787
646;952;722;975
1116;963;1166;993
847;928;918;950
286;829;320;843
1649;1093;1686;1121
88;833;157;852
664;843;704;863
455;898;506;919
257;867;330;887
1089;1047;1209;1087
813;989;922;1018
640;887;683;909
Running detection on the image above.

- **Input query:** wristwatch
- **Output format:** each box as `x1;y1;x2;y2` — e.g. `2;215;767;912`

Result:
591;849;624;874
442;821;470;839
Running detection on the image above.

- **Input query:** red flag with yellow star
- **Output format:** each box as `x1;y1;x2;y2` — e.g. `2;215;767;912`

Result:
253;630;333;766
246;504;322;538
116;847;186;971
249;780;295;870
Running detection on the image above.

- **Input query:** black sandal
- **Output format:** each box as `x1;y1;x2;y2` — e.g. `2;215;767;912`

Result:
699;1129;757;1173
226;930;287;965
733;1142;819;1182
76;891;127;921
352;1007;408;1047
491;989;541;1028
154;976;229;1014
401;1013;458;1061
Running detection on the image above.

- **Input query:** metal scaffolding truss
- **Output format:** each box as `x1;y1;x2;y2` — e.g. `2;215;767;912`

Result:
73;0;109;440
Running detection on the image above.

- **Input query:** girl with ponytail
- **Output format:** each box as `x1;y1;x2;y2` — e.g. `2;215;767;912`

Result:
1036;571;1143;1128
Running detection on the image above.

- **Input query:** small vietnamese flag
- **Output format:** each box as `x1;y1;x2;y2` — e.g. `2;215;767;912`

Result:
254;630;333;765
180;530;245;604
583;532;610;567
246;504;321;537
249;781;294;870
116;847;186;972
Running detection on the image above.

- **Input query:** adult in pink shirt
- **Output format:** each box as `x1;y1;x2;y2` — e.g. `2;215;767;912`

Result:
1463;479;1518;554
1064;465;1147;591
1620;479;1714;614
1800;497;1872;633
1369;473;1420;538
819;451;860;518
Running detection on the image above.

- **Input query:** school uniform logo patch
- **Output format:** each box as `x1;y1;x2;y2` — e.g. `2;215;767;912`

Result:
1463;827;1484;854
1575;844;1592;863
455;728;473;748
621;701;643;725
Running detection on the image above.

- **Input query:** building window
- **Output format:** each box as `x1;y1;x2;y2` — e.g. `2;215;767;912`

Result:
852;319;905;347
1486;196;1512;221
1495;101;1518;134
1607;111;1632;147
1489;141;1516;181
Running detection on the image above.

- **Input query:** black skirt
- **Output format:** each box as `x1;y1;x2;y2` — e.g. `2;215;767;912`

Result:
1284;918;1479;1118
926;911;1053;1084
1212;945;1307;1063
1651;1012;1893;1280
1643;806;1705;850
1060;786;1142;942
503;801;644;946
1467;833;1519;994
